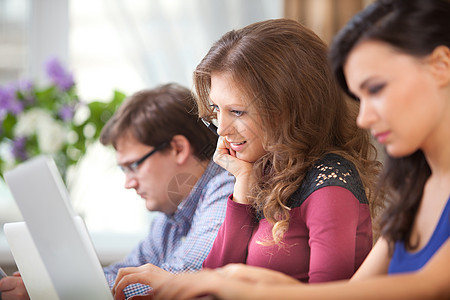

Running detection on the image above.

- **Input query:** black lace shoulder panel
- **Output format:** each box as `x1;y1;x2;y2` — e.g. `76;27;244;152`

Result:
288;153;368;208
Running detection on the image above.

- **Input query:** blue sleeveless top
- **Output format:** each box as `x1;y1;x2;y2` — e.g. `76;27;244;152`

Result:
388;196;450;274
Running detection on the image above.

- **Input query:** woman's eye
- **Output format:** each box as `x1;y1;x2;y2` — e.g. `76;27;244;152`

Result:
231;110;244;117
209;104;219;113
368;83;385;95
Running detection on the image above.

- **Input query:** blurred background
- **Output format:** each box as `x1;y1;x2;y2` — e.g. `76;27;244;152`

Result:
0;0;373;273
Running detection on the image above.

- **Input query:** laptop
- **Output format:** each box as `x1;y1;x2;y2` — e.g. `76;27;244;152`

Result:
3;155;113;300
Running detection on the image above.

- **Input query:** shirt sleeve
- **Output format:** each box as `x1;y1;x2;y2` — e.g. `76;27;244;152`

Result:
202;195;256;268
301;185;364;283
158;175;234;272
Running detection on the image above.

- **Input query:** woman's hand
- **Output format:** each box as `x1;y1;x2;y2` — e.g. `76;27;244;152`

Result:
213;137;255;204
152;269;224;300
112;263;172;300
213;136;244;176
151;266;297;300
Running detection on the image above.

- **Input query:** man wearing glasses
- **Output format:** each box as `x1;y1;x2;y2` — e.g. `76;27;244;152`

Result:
0;83;233;300
98;83;233;298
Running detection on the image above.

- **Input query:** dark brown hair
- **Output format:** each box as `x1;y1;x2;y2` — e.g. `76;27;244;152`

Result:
100;83;217;161
194;18;381;243
329;0;450;251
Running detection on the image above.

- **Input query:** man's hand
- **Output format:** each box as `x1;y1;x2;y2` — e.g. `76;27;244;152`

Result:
0;273;30;300
112;263;171;300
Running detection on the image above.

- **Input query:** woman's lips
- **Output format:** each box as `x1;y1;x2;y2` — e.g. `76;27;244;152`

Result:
229;141;246;152
374;131;390;143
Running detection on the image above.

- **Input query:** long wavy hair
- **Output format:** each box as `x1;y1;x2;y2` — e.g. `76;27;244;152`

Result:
194;18;381;243
329;0;450;251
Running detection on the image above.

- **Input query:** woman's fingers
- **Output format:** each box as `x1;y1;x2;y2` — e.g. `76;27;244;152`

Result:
213;137;244;176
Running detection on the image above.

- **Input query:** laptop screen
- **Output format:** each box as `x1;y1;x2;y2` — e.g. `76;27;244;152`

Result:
4;155;113;300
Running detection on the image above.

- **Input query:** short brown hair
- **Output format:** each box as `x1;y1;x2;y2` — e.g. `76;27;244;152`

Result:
100;83;217;161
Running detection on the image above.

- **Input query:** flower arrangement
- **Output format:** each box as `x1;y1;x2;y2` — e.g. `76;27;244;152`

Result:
0;57;125;179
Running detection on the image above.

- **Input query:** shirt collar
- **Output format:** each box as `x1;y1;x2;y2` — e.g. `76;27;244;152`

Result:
167;160;222;223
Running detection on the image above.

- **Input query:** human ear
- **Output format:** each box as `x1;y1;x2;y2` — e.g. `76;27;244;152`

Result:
428;46;450;87
170;135;192;165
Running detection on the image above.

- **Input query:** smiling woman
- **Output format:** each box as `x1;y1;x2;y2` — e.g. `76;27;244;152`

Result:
194;20;381;281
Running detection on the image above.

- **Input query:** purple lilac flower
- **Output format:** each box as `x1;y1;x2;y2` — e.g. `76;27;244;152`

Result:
0;85;19;115
45;57;75;91
12;136;28;161
58;105;75;122
0;86;13;110
9;99;24;115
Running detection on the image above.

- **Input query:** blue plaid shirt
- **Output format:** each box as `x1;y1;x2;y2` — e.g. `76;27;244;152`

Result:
103;161;234;298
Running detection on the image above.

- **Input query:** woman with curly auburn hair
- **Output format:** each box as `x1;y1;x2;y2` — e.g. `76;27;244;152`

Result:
111;18;382;298
195;18;381;283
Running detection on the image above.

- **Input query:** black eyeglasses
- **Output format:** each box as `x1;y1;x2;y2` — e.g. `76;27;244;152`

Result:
119;141;169;174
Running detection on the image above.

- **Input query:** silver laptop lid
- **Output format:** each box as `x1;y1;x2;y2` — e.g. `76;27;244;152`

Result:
4;155;113;300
